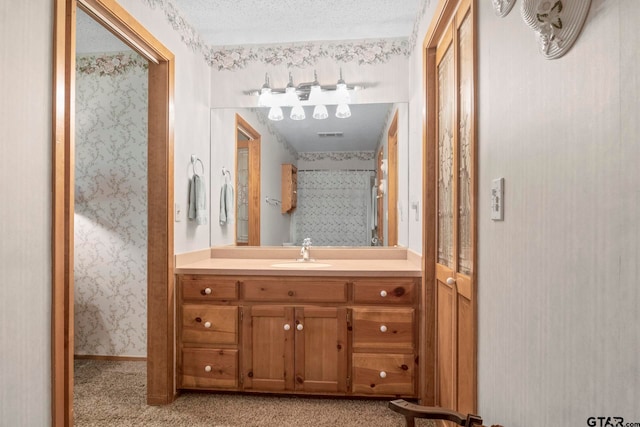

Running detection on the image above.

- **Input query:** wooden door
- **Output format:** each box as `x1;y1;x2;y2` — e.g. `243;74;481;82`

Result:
243;305;294;391
294;306;347;393
432;0;476;416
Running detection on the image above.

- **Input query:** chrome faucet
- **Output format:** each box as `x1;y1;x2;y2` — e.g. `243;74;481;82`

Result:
300;238;312;261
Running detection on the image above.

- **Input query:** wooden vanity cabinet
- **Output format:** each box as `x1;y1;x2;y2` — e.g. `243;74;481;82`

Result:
350;278;418;396
177;275;240;390
281;163;297;213
176;274;419;398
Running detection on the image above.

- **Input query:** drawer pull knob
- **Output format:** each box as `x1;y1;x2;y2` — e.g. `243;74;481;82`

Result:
204;321;212;328
380;325;388;333
380;290;387;297
202;287;212;295
296;324;304;331
446;277;456;286
204;365;212;373
379;371;387;378
284;324;291;331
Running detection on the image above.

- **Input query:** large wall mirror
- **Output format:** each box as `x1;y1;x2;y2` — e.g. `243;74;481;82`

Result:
210;103;409;248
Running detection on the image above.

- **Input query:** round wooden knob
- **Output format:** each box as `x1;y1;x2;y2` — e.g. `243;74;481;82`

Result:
380;325;387;333
204;365;212;373
284;324;291;331
204;321;211;328
379;371;387;378
380;290;387;297
296;324;304;331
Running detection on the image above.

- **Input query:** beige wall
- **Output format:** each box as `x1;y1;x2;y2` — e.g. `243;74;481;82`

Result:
3;0;639;424
476;0;640;425
0;1;53;425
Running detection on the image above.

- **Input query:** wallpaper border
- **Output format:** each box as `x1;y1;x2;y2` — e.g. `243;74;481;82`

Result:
139;0;432;70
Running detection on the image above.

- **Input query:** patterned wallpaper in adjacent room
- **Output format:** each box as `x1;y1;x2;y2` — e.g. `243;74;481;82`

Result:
74;52;149;357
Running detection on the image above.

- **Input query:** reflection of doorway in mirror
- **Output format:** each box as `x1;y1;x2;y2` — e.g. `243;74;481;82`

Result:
235;114;261;246
387;110;399;247
376;149;384;245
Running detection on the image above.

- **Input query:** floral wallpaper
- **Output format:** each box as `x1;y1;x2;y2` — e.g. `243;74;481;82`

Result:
74;52;149;357
297;151;375;162
139;0;432;70
293;170;375;246
207;39;410;71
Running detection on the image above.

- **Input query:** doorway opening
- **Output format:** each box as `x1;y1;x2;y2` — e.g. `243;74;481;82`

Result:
53;0;175;424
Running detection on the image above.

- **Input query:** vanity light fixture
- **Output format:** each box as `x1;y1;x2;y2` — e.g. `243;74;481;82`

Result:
310;71;328;120
257;73;272;107
335;68;351;119
250;69;362;121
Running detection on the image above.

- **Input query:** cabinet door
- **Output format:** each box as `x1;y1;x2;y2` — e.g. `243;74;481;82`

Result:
243;305;294;391
294;306;347;393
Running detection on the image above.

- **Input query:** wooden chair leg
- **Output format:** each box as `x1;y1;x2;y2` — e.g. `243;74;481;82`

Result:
388;399;484;427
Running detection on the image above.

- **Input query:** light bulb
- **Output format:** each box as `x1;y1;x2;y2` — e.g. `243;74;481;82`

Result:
335;103;351;119
312;104;328;120
290;105;306;120
268;106;284;121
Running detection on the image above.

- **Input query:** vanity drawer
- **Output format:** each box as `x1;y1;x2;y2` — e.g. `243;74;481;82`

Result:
180;275;238;301
243;277;347;303
352;278;416;304
180;348;238;389
352;353;415;396
182;305;238;345
351;308;414;350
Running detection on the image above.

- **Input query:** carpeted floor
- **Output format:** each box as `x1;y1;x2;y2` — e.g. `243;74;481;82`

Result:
73;359;434;426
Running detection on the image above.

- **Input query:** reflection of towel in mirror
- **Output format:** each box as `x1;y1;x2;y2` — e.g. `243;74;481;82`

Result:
188;174;207;225
219;178;234;226
371;183;377;230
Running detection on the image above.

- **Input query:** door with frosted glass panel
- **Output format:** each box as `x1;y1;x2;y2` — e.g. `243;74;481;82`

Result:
434;0;476;416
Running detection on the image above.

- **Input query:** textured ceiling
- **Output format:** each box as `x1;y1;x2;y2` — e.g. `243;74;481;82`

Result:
172;0;422;46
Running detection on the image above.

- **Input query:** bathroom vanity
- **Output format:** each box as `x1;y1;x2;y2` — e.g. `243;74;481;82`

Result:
175;247;422;398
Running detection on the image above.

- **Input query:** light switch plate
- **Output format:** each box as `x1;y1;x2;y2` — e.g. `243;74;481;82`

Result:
491;178;504;221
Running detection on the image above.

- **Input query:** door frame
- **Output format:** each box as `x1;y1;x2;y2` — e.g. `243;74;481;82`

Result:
52;0;175;424
234;114;261;246
421;0;478;410
387;110;399;247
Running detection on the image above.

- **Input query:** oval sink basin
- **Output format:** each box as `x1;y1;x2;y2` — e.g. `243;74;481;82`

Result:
271;262;332;269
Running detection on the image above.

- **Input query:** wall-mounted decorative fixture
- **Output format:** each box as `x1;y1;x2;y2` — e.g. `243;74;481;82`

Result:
251;69;363;121
492;0;516;17
521;0;591;59
380;159;388;176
